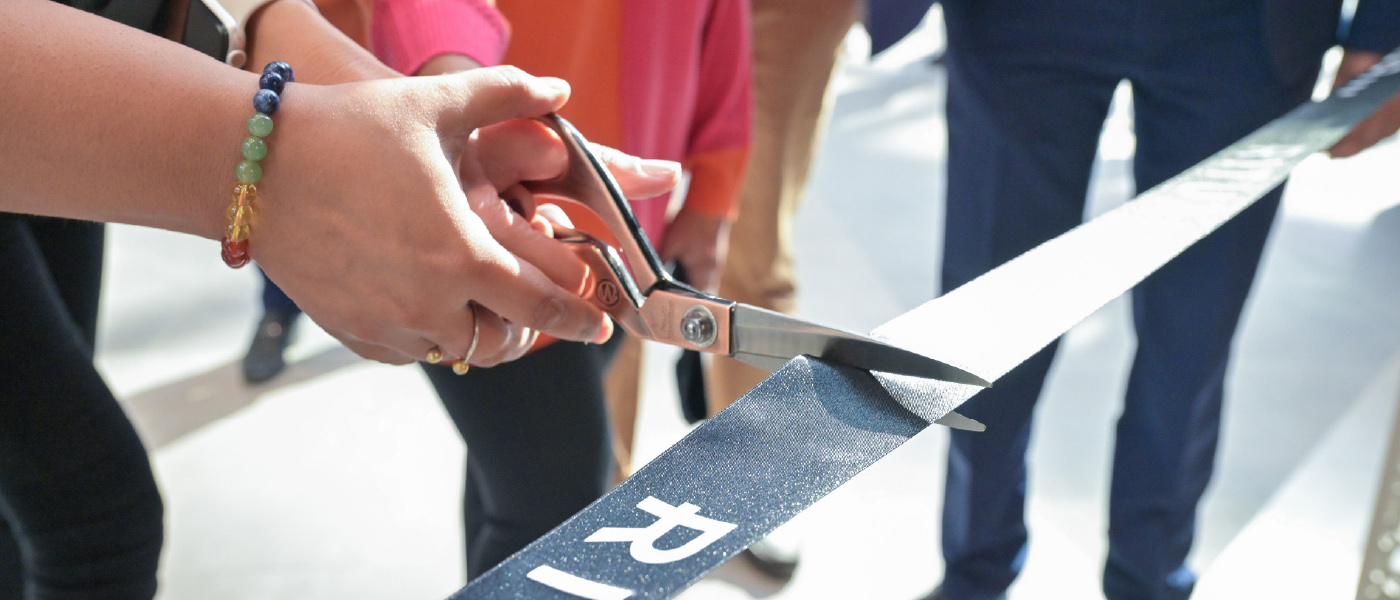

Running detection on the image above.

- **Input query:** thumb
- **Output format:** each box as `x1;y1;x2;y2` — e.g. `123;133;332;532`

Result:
432;66;571;133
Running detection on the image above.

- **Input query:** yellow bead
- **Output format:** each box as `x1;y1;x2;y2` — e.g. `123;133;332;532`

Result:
452;360;470;375
227;204;253;225
231;183;258;207
425;348;443;363
226;223;250;242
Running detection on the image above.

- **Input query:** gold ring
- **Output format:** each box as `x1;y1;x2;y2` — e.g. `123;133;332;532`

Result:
425;346;443;364
453;303;481;375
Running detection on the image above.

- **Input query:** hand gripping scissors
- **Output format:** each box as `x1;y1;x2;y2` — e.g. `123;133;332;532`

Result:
526;114;991;388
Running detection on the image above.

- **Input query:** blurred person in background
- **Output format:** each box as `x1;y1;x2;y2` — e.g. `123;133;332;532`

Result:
369;0;753;579
654;0;863;582
0;0;677;596
868;1;1400;599
242;271;303;382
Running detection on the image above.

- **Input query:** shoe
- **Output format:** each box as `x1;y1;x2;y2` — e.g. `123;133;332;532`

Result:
738;539;798;581
919;587;951;600
707;540;799;597
242;309;296;383
917;585;1006;600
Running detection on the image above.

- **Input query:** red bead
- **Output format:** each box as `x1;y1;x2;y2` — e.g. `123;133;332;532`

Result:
221;237;250;268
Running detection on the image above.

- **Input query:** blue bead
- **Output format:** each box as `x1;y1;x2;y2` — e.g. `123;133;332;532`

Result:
259;72;285;94
253;89;280;115
263;61;293;83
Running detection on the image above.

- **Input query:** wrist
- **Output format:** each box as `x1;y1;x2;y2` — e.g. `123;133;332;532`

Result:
247;0;399;85
416;53;485;76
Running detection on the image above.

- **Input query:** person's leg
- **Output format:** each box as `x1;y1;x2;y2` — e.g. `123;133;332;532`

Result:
1103;5;1310;598
703;0;859;414
937;3;1120;596
243;267;303;383
0;215;163;600
0;216;108;600
601;335;644;483
0;520;18;600
425;335;624;579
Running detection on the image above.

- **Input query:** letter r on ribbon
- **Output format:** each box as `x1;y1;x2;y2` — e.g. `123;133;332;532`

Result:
585;497;737;564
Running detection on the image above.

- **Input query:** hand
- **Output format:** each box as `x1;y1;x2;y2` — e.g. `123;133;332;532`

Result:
465;120;684;361
252;67;679;366
417;53;485;76
1329;49;1400;158
660;210;731;293
449;118;681;363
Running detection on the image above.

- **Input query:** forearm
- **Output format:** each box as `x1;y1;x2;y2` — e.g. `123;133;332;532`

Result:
417;53;483;76
247;0;399;85
0;0;257;239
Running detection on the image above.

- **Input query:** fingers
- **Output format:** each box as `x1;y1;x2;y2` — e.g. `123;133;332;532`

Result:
659;211;729;293
464;236;613;344
325;327;417;365
1329;93;1400;158
535;203;574;229
433;67;571;134
475;118;679;201
487;199;593;297
477;120;569;190
588;143;682;199
1334;49;1384;88
501;184;538;222
420;303;534;368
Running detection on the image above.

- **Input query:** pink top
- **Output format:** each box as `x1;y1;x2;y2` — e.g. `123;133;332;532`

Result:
370;0;752;249
371;0;510;74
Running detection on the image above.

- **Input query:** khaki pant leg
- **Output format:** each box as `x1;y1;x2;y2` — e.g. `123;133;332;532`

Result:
603;334;644;482
705;0;859;414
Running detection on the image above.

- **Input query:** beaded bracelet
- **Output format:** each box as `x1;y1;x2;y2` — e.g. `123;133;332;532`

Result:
221;61;293;269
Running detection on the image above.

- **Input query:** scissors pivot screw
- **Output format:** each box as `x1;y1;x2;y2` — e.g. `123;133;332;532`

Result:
680;305;719;349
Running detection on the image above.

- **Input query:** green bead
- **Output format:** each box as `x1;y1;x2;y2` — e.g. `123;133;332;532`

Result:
236;159;262;184
241;136;267;161
247;113;274;137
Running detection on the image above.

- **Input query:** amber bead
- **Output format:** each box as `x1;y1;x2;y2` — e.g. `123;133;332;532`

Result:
227;204;253;225
452;360;471;375
231;184;258;206
226;223;250;242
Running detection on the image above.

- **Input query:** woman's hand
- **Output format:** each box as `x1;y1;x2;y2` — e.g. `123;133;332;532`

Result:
253;67;680;366
1329;49;1400;158
660;210;730;294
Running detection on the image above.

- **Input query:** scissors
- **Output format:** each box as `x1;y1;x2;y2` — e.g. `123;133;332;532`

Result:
525;114;991;388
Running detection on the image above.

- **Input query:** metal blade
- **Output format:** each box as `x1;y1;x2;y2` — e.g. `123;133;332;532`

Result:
729;303;991;387
935;411;986;432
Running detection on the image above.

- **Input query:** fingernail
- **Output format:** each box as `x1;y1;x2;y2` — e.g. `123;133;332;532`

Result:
540;77;570;95
640;159;681;179
590;318;615;345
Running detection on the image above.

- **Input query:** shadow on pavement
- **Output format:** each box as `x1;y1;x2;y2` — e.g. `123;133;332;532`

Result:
121;345;363;450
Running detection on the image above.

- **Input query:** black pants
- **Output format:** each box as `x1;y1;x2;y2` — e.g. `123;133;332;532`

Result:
422;335;622;579
0;214;162;599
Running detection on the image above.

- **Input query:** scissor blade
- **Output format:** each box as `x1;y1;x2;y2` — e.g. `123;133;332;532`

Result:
729;304;991;387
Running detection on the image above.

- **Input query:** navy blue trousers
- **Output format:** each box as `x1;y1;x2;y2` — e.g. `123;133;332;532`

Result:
258;270;301;317
937;2;1313;599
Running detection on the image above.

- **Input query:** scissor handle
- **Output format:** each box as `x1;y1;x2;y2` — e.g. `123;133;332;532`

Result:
525;114;672;295
552;226;653;339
